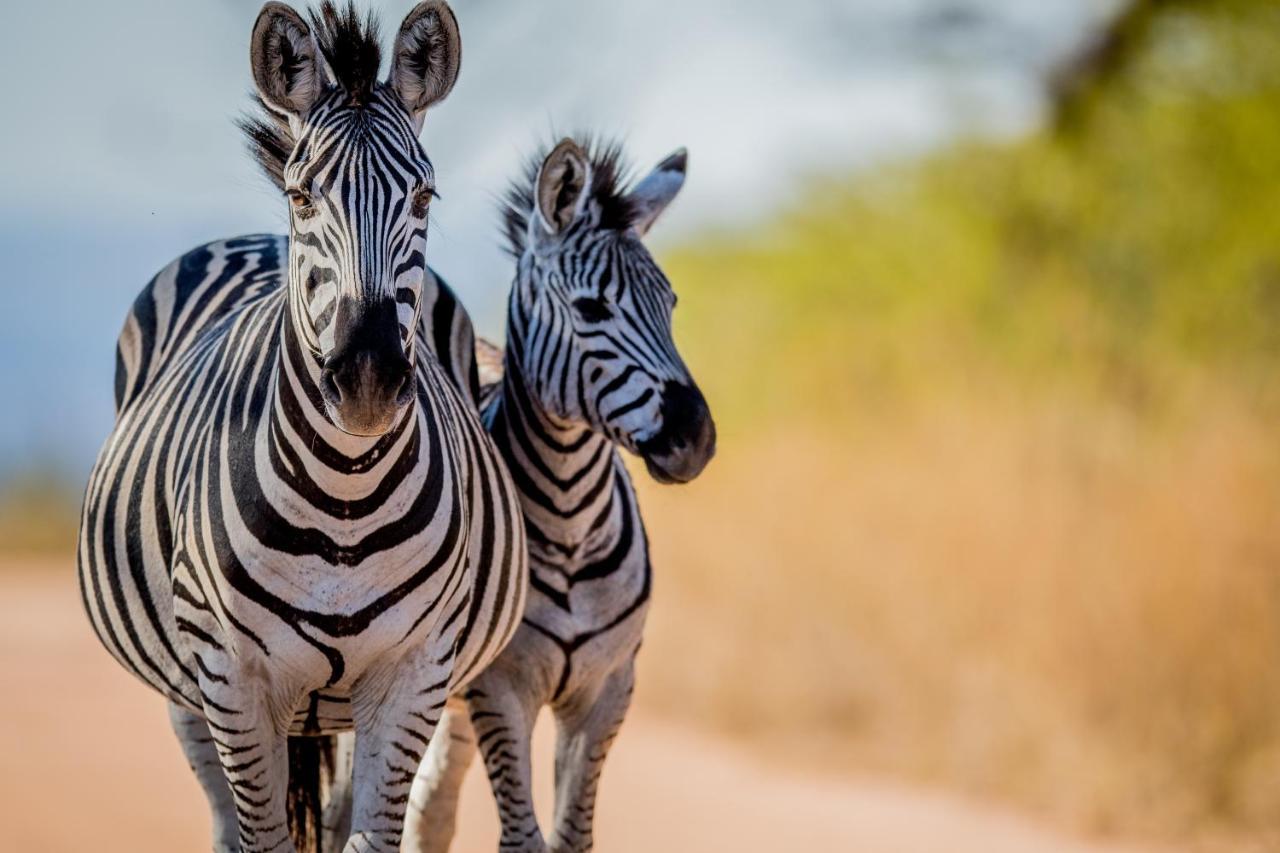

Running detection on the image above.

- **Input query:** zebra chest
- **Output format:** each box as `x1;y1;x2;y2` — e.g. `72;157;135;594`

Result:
174;509;469;678
525;547;650;651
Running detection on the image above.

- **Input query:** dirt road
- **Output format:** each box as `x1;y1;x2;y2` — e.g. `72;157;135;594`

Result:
0;570;1162;852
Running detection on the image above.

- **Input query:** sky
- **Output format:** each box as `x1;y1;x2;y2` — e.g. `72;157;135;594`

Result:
0;0;1117;478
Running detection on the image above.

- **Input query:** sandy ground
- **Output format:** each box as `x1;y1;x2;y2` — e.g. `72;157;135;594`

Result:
0;569;1165;852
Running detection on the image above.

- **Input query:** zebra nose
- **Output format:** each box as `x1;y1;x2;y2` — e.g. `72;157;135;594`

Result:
394;364;414;406
324;350;411;402
638;380;716;484
320;367;343;406
321;297;414;435
321;349;413;436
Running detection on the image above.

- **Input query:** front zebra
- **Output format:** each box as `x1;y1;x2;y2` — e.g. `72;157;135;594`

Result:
76;4;526;852
400;137;716;853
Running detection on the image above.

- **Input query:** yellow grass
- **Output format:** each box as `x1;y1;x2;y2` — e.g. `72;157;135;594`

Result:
632;387;1280;844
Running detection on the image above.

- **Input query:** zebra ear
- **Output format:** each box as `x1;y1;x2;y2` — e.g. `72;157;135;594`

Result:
250;3;324;120
628;148;687;237
389;1;462;128
535;139;592;236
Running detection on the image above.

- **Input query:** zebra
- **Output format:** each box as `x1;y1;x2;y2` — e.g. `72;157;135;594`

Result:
76;4;528;853
150;138;714;851
395;136;717;853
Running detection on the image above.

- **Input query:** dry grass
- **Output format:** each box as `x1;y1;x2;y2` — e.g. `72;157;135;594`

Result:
631;386;1280;846
0;476;78;562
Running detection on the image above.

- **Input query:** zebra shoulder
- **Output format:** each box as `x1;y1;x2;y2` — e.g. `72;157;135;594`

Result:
422;265;482;408
114;234;286;415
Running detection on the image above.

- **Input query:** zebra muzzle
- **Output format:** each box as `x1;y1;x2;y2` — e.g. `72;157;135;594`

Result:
638;380;716;484
321;299;414;436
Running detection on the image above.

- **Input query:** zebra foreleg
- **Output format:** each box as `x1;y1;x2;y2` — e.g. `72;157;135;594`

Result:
196;667;297;853
547;661;635;853
168;702;241;853
466;668;547;853
402;697;477;853
343;650;453;853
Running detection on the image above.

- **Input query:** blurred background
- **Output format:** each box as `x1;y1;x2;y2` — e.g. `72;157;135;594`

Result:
2;0;1279;850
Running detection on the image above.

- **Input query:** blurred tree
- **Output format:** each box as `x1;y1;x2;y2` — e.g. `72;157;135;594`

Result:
1050;0;1192;132
666;0;1280;429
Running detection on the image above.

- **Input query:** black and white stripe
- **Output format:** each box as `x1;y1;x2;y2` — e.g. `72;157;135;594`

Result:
77;5;526;853
114;235;479;419
401;137;716;853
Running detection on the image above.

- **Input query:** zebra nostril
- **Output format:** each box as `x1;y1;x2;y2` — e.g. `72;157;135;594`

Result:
394;367;413;405
321;368;343;405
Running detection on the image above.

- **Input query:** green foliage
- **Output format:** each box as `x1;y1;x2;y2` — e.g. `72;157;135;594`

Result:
664;0;1280;430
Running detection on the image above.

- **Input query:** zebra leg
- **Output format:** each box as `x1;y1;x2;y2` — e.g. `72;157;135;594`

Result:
546;661;635;853
343;651;453;853
197;672;296;853
402;697;478;853
466;670;547;853
168;702;240;853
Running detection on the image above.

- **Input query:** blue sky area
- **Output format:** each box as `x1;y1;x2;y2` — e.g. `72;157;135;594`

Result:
0;0;1116;479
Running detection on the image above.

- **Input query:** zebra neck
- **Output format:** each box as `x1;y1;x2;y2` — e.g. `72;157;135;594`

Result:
496;347;622;562
267;308;422;500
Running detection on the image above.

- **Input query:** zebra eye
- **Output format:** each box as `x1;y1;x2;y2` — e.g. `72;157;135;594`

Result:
411;186;436;219
572;297;612;323
286;189;312;212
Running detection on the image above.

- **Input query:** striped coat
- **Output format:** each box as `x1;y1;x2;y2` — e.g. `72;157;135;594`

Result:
401;137;715;853
76;4;528;852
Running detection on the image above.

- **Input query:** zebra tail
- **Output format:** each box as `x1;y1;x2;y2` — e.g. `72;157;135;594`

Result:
287;734;334;853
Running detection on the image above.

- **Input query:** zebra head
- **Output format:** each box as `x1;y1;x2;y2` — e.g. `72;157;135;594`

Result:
246;1;460;436
508;138;716;484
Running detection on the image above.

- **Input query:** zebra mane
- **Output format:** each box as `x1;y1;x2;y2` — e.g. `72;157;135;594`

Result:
310;2;382;104
237;1;383;191
239;100;293;191
501;136;638;257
